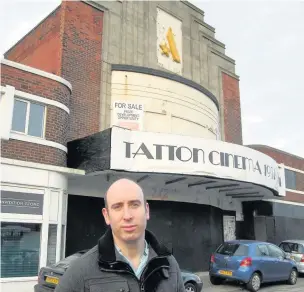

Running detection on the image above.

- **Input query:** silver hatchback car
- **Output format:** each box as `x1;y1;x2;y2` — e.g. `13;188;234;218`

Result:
279;240;304;274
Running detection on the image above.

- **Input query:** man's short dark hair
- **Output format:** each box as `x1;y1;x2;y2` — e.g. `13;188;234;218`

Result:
104;178;146;209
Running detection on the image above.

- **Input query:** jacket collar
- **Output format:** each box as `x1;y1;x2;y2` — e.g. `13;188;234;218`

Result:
98;227;171;263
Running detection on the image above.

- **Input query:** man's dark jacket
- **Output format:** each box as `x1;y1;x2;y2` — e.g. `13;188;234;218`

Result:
55;228;185;292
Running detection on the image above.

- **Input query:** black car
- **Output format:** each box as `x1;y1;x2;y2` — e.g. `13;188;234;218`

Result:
34;250;203;292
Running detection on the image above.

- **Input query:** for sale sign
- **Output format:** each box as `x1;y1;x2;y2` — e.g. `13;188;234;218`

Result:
112;101;144;130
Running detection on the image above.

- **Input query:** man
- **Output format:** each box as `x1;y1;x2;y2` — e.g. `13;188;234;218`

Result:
55;178;185;292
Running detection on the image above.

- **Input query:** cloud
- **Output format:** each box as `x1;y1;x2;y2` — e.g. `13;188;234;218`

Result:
243;115;264;124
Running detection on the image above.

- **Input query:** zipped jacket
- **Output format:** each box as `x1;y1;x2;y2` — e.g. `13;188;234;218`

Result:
55;228;185;292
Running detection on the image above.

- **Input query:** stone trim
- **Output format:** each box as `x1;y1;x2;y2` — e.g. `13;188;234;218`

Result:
1;59;72;92
10;132;68;153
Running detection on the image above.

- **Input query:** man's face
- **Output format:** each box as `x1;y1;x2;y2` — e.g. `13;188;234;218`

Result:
102;183;150;244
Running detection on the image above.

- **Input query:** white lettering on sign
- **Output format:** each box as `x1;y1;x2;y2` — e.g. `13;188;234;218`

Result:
112;101;144;131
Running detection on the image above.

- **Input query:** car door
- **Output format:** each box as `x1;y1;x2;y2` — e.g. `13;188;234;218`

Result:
267;244;290;281
255;244;273;282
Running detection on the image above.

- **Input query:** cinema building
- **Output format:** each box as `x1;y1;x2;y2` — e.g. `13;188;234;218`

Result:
1;1;302;291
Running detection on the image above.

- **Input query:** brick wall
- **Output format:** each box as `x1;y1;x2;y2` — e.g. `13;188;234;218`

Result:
1;65;70;107
248;145;304;171
1;140;66;166
1;63;70;166
282;191;304;204
60;1;103;141
5;1;104;142
248;145;304;200
5;7;62;76
222;72;243;145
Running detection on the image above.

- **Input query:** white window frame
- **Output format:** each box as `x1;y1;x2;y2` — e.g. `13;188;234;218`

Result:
11;97;46;139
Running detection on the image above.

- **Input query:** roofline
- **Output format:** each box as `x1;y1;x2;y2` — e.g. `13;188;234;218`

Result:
246;144;304;161
181;1;206;19
4;5;61;57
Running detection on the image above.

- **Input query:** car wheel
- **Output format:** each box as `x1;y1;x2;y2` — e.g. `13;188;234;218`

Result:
210;276;224;285
287;268;298;285
246;272;261;292
184;282;197;292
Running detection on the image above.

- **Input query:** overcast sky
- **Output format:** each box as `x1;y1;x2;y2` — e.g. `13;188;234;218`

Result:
1;0;303;158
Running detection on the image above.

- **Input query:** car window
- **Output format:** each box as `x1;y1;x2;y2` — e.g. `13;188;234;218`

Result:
234;245;249;256
279;242;292;253
256;244;270;257
279;242;304;253
267;244;285;258
216;243;248;256
290;243;301;253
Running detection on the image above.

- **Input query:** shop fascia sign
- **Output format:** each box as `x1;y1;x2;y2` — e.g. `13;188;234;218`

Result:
110;127;282;193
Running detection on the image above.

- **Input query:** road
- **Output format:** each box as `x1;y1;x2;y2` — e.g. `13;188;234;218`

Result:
200;274;304;292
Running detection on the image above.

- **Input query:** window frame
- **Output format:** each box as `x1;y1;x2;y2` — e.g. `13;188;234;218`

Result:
284;169;296;190
0;221;42;279
11;97;46;139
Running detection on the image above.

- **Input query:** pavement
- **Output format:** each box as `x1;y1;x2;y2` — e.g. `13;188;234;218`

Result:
197;272;304;292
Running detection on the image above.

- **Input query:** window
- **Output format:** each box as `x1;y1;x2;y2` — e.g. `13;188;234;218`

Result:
11;98;45;138
216;243;248;256
285;169;296;190
279;242;292;253
47;224;57;266
267;244;285;259
280;242;304;254
1;222;41;278
256;244;270;256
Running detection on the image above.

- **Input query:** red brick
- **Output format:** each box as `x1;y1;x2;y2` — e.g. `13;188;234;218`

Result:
282;191;304;204
248;145;304;198
1;64;70;166
222;73;243;145
60;1;103;141
1;140;66;166
5;6;62;75
5;1;104;142
248;145;304;171
1;65;70;107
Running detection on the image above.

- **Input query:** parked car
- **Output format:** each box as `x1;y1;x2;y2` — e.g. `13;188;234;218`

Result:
209;240;298;292
34;249;203;292
279;240;304;274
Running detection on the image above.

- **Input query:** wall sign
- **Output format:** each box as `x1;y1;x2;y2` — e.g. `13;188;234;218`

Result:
156;8;183;75
110;127;283;194
223;215;236;241
112;101;144;131
1;191;44;215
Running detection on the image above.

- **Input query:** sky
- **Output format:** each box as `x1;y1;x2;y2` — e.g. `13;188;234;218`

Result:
1;0;303;158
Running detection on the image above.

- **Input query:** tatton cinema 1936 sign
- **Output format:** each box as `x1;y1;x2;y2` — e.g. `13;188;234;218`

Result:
110;127;282;193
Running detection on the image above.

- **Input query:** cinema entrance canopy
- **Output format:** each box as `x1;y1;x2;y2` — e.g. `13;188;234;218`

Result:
67;127;285;203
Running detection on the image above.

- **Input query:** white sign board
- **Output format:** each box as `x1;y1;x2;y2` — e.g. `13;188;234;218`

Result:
110;127;283;194
223;216;236;241
156;8;183;75
112;101;144;131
